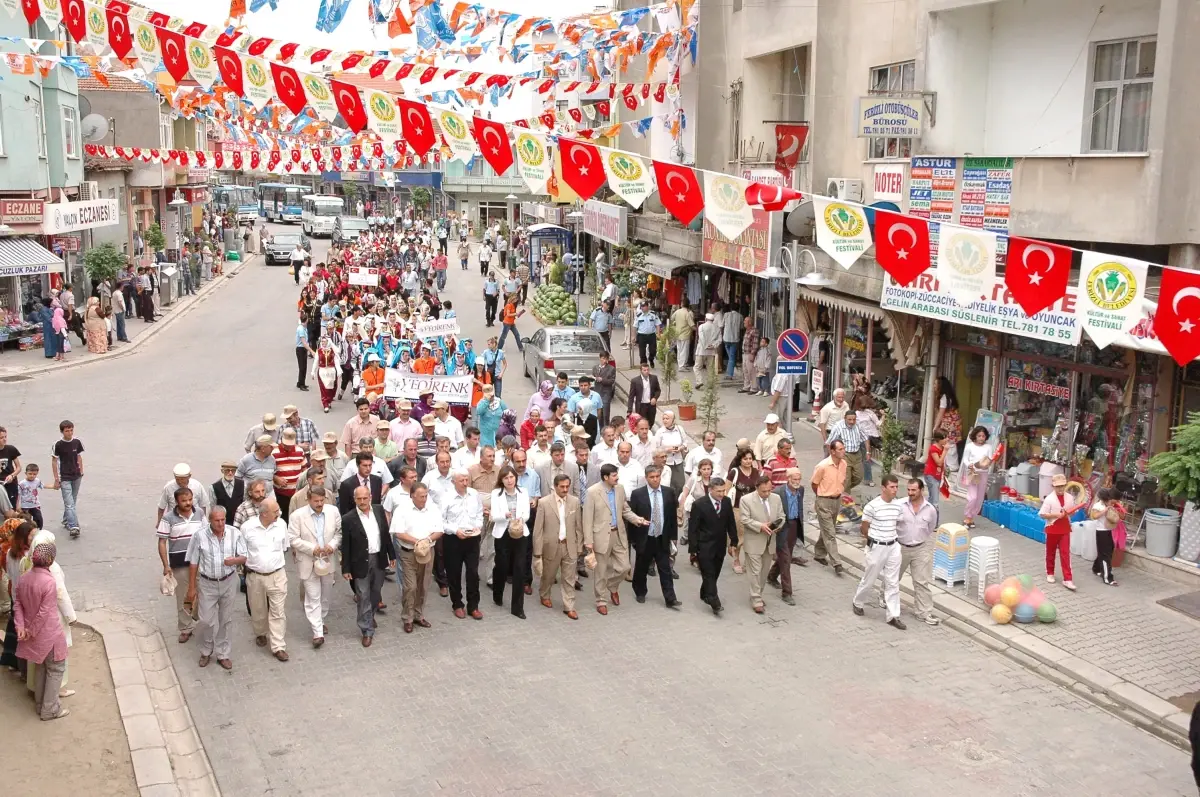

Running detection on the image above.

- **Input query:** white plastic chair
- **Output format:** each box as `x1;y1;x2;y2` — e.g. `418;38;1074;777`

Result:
965;535;1003;601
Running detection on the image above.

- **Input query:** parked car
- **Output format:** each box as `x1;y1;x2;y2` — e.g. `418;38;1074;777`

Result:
521;326;608;387
332;215;370;245
265;231;311;266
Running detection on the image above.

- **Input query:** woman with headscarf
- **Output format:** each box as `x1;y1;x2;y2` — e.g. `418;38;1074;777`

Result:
313;335;341;413
1;520;34;673
51;305;69;361
22;529;75;698
473;385;507;447
15;541;70;720
394;346;414;374
524;380;555;422
36;297;59;359
570;399;598;448
498;408;519;443
83;296;108;354
519;406;542;450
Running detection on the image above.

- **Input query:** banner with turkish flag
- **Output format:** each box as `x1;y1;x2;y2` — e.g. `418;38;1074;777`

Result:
330;79;368;132
745;182;802;212
558;138;606;200
472;117;513;176
1005;237;1072;317
62;0;86;43
214;46;244;97
270;62;307;116
773;124;808;173
1154;267;1200;365
651;161;703;225
155;27;189;83
873;210;931;286
105;2;133;60
396;98;435;156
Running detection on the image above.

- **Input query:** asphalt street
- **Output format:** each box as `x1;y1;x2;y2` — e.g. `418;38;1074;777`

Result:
2;221;1194;796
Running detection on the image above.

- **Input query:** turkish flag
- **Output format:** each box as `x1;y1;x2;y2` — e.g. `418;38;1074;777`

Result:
213;151;224;168
231;152;242;170
63;0;86;42
652;160;703;226
271;62;307;115
106;2;133;59
558;138;606;200
156;28;189;83
249;151;260;169
330;79;367;132
745;182;802;212
539;111;555;130
595;101;610;118
247;37;272;57
472;116;513;175
214;46;245;97
1155;267;1200;365
623;94;638;111
21;0;39;25
1005;237;1072;316
397;98;435;155
147;11;170;28
873;210;931;286
182;22;206;38
773;123;808;173
568;108;582;123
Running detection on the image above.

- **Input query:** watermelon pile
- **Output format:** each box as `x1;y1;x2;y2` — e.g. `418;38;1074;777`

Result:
533;283;577;326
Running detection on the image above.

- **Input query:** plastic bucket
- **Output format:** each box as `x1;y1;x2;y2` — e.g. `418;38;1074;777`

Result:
1144;508;1181;558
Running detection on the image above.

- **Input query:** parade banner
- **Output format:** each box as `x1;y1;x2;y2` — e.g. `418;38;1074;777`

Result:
515;131;551;194
813;196;872;269
438;109;476;164
702;171;754;242
348;264;378;286
1076;252;1149;349
384;372;473;404
415;318;460;338
935;224;997;307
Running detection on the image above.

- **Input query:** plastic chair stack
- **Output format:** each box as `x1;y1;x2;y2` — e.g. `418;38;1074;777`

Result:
933;523;971;586
965;535;1003;601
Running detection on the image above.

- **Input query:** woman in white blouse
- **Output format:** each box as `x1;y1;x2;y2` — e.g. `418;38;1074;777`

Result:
489;465;531;619
958;426;994;528
652;411;691;494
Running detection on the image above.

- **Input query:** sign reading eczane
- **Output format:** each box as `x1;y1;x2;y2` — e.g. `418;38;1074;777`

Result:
856;96;924;138
42;199;120;234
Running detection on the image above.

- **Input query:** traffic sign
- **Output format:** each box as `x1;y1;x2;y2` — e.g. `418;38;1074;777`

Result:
812;368;824;396
777;328;810;361
776;361;809;376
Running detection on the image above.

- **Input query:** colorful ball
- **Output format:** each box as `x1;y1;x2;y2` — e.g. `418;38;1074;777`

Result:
1000;586;1022;608
1025;587;1045;609
1014;603;1037;623
984;584;1003;606
991;604;1013;624
1037;602;1058;623
1002;576;1022;592
1016;573;1034;591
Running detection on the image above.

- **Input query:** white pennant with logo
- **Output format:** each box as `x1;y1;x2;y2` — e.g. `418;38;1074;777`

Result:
302;74;339;123
241;56;273;111
364;90;400;138
184;38;218;90
40;0;62;30
514;131;551;194
936;224;997;306
813;196;872;269
702;171;754;241
1076;251;1149;348
437;109;475;164
602;149;654;209
131;20;160;75
84;4;108;53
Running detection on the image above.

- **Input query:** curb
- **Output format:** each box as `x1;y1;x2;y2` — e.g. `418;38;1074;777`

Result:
800;527;1192;750
2;256;257;381
79;607;220;797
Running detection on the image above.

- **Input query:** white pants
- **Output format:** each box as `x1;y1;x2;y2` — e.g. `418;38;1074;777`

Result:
479;533;496;582
853;541;901;620
675;339;691;368
301;573;334;639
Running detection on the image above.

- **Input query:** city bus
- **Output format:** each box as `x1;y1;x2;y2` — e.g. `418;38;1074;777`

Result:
212;185;258;224
301;194;345;237
259;183;305;223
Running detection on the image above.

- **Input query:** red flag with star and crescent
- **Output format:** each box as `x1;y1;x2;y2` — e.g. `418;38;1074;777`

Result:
558;138;606;200
156;28;189;83
105;1;133;60
1155;267;1200;365
651;160;703;226
774;123;808;174
21;0;40;26
745;181;802;212
270;62;307;116
330;80;368;132
873;210;931;286
63;0;86;42
214;46;245;97
396;98;435;156
471;116;513;176
1005;236;1072;317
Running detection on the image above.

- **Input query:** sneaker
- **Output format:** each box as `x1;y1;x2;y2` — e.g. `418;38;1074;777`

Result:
851;604;864;616
922;615;941;626
1063;580;1076;591
1046;575;1056;583
69;527;80;538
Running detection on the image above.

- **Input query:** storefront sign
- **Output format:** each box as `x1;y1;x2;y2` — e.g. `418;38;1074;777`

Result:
1006;375;1071;400
51;235;80;253
872;165;905;202
415;318;460;339
384;372;473;404
41;199;119;234
0;199;45;225
583;200;627;246
812;367;824;397
701;208;779;277
348;265;378;286
0;261;60;277
856;96;924;138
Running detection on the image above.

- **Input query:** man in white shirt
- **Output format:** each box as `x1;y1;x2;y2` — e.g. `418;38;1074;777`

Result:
851;476;905;630
590;425;619;467
694;313;721;385
722;306;743;379
451;427;482;471
629;418;656;467
684;431;724;478
432;402;465;450
421;451;456;508
286;487;342;648
394;484;445;633
615;441;646;496
526;426;554;472
241;499;291;660
441;470;485;619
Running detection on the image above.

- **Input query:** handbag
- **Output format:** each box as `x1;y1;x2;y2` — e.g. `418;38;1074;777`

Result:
507;516;525;539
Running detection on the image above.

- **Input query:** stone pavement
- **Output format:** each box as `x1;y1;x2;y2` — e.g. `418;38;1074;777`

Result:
1;236;1194;795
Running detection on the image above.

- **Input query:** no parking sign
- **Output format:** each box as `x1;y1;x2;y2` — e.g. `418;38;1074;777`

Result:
776;328;809;376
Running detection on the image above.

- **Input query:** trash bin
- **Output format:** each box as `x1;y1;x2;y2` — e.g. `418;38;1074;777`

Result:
1144;508;1181;558
158;266;178;307
986;472;1003;501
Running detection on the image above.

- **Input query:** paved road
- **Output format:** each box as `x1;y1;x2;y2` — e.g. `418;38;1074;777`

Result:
4;222;1194;795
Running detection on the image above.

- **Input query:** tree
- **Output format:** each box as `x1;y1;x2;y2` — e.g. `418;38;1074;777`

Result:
698;367;725;435
879;412;907;479
656;323;679;402
1150;411;1200;503
410;186;431;212
342;182;361;204
83;242;124;284
144;223;166;253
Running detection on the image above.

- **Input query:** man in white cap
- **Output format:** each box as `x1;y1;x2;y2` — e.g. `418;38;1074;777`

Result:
243;412;281;453
753;414;790;466
157;463;213;527
281;404;320;453
694;312;721;385
319;432;348;482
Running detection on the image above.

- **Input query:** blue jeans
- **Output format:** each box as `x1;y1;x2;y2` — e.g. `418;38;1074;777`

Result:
498;324;523;353
924;475;941;506
60;477;81;528
493;377;503;398
436;270;447;290
114;311;129;341
724;342;738;377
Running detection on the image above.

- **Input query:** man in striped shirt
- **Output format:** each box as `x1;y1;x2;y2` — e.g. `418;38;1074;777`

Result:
825;411;869;491
851;475;905;630
273;429;308;524
763;439;798;487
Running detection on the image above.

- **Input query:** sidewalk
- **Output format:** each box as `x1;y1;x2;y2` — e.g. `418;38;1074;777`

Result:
616;358;1200;743
0;257;256;380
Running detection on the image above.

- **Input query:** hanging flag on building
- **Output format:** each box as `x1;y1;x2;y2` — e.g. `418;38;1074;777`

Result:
1076;251;1149;349
472;116;514;175
558;138;606;200
936;224;997;307
813;196;872;269
1005;237;1072;317
873;210;931;286
1155;266;1200;365
652;160;703;225
702;171;754;241
773;123;808;174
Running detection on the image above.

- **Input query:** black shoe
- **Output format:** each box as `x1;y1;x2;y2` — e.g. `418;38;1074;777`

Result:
298;385;309;392
513;612;526;620
577;569;588;579
665;599;682;610
888;617;907;630
574;582;582;590
833;565;845;577
671;568;679;579
852;604;864;616
493;597;503;607
635;595;646;603
711;601;723;615
813;557;829;567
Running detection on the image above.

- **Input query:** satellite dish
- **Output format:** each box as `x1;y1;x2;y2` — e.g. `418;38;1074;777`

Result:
785;198;814;237
81;114;110;143
78;95;92;117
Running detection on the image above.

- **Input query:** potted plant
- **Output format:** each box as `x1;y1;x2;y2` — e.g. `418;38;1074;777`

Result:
878;411;907;480
1147;412;1200;559
678;379;696;421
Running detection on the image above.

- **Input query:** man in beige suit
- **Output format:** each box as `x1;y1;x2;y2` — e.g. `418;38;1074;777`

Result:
286;486;343;647
533;473;584;619
739;473;783;614
583;463;649;615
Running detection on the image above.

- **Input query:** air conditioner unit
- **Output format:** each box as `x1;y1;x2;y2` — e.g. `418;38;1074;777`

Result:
825;178;863;203
79;180;99;201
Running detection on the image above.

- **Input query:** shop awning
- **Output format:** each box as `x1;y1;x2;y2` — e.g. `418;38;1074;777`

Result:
797;286;925;369
0;236;63;278
642;250;693;279
796;287;886;321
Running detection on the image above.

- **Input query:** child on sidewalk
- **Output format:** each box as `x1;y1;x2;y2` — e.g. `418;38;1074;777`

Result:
17;464;57;529
923;431;947;506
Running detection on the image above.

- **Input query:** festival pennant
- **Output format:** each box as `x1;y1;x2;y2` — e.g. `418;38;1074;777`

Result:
702;171;754;241
602;149;654;209
83;2;108;53
513;130;551;193
62;0;85;43
1076;251;1148;348
241;56;273;110
364;89;400;138
40;0;61;29
397;97;435;155
302;73;338;122
130;17;159;74
651;160;703;225
1005;237;1072;317
874;210;931;286
330;79;368;132
438;108;475;164
472;116;513;175
936;224;998;306
813;196;872;269
558;138;606;200
214;46;245;97
157;28;190;83
270;61;307;115
1154;266;1200;365
105;2;132;60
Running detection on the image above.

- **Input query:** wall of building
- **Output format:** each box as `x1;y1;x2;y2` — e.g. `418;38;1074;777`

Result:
88;170;132;253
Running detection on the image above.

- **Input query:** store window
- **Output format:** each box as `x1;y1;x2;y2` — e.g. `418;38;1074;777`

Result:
1001;357;1073;466
841;313;869;388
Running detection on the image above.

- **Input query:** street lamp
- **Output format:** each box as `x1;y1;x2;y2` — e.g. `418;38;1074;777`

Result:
505;192;518;232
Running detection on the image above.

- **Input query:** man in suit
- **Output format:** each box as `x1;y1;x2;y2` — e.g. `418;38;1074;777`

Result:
532;474;584;619
287;486;342;647
340;485;395;647
212;460;244;525
688;477;739;614
338;453;384;512
625;362;662;427
628;466;682;609
582;463;648;615
769;468;807;604
534;442;579;501
740;474;784;614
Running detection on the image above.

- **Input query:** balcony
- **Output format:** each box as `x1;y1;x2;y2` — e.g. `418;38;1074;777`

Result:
629;212;702;262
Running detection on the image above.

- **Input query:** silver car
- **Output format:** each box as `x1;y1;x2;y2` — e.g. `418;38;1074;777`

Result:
521;326;608;387
265;231;310;265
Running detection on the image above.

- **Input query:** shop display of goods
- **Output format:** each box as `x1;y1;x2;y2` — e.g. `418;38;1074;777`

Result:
532;283;578;326
986;574;1059;625
990;604;1013;624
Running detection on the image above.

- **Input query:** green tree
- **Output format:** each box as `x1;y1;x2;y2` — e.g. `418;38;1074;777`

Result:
698;367;725;435
879;412;907;479
656;323;679;402
83;242;124;284
410;186;431;212
144;223;166;253
1150;411;1200;503
342;183;361;204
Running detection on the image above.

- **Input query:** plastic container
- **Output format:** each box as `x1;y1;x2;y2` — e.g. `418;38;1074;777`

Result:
1144;508;1181;558
1006;467;1020;491
1038;461;1065;499
1016;462;1038;497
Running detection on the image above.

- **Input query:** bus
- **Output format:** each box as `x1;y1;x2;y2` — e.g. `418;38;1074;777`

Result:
212;185;258;224
259;183;305;223
300;194;345;237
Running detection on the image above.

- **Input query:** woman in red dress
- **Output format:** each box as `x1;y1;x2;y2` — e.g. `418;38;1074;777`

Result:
314;336;340;413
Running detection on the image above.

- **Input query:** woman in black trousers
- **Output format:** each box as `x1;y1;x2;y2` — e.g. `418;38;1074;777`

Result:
490;467;530;619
